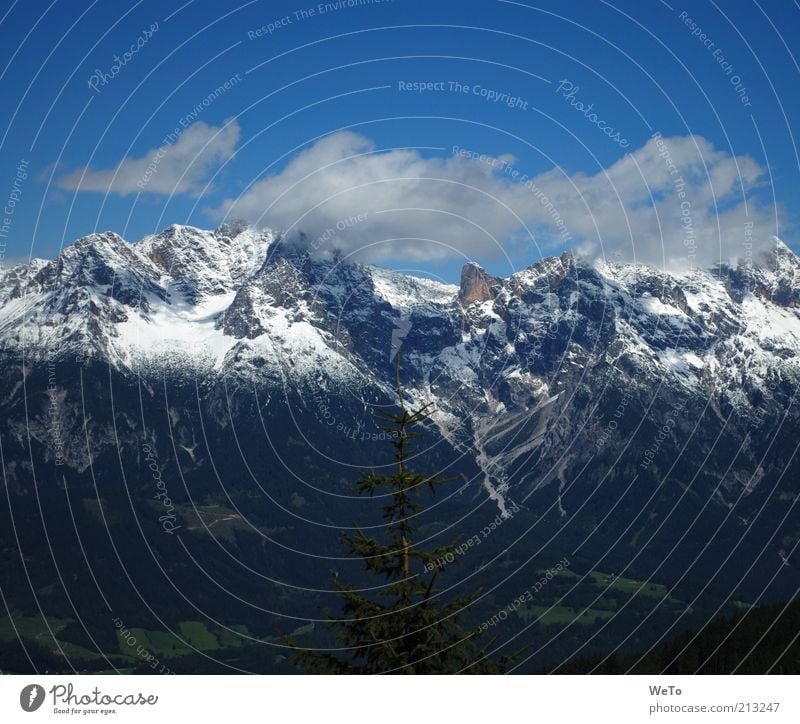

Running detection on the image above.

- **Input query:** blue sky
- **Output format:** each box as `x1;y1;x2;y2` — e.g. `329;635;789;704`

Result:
0;0;798;280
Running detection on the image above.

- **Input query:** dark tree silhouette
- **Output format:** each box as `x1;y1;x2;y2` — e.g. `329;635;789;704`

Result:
292;353;509;674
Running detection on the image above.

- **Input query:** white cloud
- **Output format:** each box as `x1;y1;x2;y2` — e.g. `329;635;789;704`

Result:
58;120;240;197
214;132;528;264
213;130;773;270
532;133;769;268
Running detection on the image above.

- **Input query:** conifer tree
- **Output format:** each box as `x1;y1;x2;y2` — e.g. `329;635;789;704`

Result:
293;352;509;674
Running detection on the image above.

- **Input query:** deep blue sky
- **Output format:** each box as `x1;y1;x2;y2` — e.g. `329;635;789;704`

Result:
0;0;798;280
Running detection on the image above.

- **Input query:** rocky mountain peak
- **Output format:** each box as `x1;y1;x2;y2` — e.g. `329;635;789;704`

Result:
458;262;497;306
135;223;272;303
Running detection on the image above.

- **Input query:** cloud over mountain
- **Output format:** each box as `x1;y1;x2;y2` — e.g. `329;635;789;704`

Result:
213;130;772;270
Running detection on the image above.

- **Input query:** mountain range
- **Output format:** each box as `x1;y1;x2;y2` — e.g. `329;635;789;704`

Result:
0;222;798;672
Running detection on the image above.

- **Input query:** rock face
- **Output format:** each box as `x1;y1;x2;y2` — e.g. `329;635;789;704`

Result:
458;262;496;305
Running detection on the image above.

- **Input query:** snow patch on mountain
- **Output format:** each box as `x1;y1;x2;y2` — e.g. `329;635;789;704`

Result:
117;291;237;369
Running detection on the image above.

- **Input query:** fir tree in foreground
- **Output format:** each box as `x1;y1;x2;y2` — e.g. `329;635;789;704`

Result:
293;355;509;674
